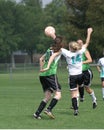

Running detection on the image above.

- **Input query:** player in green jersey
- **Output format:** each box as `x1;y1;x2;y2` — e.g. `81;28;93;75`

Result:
77;40;97;108
33;36;63;119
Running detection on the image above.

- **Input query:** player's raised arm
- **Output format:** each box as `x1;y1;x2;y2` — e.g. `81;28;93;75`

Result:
83;27;93;48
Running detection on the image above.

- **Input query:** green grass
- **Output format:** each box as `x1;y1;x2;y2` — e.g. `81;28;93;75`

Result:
0;66;104;129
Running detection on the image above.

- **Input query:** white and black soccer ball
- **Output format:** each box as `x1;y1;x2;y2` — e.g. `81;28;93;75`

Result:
44;26;55;37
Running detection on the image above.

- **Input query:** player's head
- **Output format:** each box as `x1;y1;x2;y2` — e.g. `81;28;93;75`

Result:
77;39;83;47
54;36;63;44
69;41;81;52
52;36;63;52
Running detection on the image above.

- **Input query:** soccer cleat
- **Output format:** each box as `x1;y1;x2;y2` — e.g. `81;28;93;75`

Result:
44;109;55;119
93;102;97;109
33;113;41;119
74;110;78;116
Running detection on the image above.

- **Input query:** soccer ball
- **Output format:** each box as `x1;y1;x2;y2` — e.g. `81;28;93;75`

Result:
44;26;55;37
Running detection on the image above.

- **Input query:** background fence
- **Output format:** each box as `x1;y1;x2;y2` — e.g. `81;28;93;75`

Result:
0;60;97;74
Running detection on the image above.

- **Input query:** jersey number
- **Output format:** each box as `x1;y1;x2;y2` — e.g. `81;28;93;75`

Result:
71;54;81;64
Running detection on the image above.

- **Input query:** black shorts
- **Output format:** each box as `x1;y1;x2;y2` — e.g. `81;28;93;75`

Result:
101;78;104;82
39;75;61;93
69;74;84;91
83;69;93;86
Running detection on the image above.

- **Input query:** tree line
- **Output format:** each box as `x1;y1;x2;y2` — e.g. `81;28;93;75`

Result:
0;0;103;63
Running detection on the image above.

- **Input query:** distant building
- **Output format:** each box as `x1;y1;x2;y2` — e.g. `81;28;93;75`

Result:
13;51;30;63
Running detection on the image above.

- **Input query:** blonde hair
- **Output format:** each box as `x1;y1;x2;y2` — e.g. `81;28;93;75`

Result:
69;41;81;52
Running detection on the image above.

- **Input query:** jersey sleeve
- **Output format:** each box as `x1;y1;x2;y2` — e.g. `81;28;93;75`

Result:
81;46;86;53
61;48;69;57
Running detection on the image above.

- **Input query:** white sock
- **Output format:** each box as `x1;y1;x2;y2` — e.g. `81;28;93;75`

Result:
102;88;104;98
77;93;79;107
90;91;96;102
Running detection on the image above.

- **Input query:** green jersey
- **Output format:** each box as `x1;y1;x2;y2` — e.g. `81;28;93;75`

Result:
82;50;90;71
39;48;61;76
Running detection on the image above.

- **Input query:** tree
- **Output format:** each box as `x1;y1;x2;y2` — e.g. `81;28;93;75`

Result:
43;0;68;44
17;0;48;62
65;0;89;28
85;0;104;58
65;0;104;59
0;0;21;62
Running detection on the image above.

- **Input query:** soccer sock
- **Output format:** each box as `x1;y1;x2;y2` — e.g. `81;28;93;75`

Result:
47;98;58;111
90;91;96;102
72;97;78;110
102;88;104;98
35;101;46;116
79;87;84;98
77;95;79;107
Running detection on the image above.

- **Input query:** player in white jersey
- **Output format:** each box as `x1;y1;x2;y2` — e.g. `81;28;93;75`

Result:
61;47;85;76
61;42;85;115
97;56;104;100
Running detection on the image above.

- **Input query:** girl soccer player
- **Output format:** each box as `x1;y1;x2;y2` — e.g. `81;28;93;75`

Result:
97;55;104;100
77;39;97;108
33;36;63;119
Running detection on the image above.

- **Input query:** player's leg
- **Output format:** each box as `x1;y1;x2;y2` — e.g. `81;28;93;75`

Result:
71;89;79;116
78;71;85;102
44;91;61;119
84;70;97;108
33;90;52;119
47;91;61;111
101;78;104;100
70;75;80;116
85;87;97;108
79;85;84;102
70;87;79;109
44;75;61;119
33;76;52;119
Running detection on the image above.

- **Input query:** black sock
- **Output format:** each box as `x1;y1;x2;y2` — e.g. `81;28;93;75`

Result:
47;98;58;111
72;97;78;110
79;87;84;98
35;101;46;116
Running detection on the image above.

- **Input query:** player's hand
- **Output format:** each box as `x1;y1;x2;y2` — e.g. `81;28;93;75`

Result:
50;33;56;39
87;27;93;34
40;67;49;72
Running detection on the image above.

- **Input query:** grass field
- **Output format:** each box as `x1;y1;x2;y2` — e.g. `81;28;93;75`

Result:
0;65;104;129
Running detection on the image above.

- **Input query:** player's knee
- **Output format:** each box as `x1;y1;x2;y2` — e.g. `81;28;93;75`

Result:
43;96;51;103
85;87;92;94
58;94;61;100
54;92;61;100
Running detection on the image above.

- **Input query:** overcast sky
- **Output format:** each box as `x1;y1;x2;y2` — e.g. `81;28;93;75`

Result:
42;0;52;5
16;0;52;7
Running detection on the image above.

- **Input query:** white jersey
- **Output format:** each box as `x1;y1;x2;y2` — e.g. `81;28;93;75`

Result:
61;47;86;75
97;57;104;78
